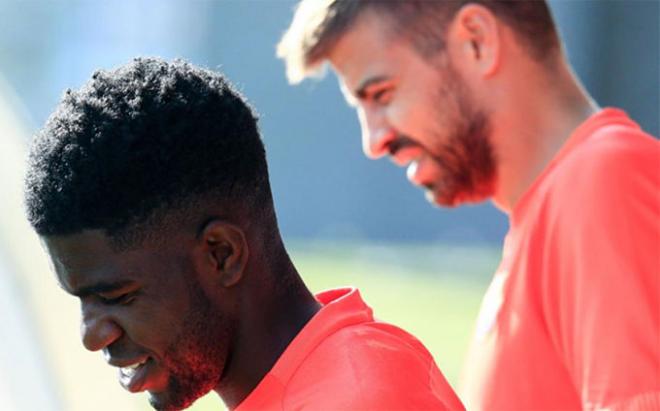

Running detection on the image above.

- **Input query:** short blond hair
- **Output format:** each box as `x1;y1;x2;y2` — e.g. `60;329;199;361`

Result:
276;0;349;84
277;0;559;84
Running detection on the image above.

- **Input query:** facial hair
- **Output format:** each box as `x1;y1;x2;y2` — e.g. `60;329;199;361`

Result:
149;281;231;411
425;62;497;207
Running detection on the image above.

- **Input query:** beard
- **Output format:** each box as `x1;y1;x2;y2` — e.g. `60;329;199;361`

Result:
423;63;497;207
148;281;231;411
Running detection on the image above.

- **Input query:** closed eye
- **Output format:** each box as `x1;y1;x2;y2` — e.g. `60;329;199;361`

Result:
360;82;395;106
371;87;393;105
97;291;137;306
357;80;396;106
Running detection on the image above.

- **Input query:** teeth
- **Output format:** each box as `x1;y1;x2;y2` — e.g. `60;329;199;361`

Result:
120;359;146;376
121;367;138;378
407;161;419;181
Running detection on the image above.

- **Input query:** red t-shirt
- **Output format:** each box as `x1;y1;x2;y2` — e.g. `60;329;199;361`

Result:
460;109;660;410
236;287;465;411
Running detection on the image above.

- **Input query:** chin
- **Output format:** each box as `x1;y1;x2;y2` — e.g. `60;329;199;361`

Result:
427;188;490;208
148;389;200;411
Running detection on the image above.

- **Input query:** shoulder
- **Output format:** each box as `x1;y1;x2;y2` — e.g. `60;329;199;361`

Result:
556;122;658;195
291;322;434;391
281;322;461;410
545;123;659;224
530;120;659;286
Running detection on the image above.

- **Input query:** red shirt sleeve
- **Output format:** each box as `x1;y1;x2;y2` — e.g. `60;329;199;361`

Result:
542;127;660;410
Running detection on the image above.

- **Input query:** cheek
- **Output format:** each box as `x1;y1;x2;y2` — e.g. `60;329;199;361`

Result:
121;308;177;352
388;101;419;136
394;104;444;152
125;289;192;351
393;88;443;138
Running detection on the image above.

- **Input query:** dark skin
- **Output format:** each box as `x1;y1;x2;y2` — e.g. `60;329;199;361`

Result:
43;214;321;410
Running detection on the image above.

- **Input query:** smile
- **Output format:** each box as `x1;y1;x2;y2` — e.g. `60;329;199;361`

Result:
120;358;148;376
390;145;423;167
407;159;431;188
112;357;152;393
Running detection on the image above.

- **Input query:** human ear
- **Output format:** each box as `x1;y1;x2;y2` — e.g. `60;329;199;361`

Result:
449;4;500;77
199;219;249;287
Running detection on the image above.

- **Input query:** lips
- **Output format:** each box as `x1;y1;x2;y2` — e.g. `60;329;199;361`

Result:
387;140;427;184
406;156;436;188
119;358;150;392
390;145;423;167
404;155;449;205
107;355;151;393
406;160;420;183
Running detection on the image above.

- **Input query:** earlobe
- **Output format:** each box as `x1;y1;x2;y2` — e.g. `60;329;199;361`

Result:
200;219;249;288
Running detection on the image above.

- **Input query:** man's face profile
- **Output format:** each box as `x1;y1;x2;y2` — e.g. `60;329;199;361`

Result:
43;230;233;411
327;12;497;207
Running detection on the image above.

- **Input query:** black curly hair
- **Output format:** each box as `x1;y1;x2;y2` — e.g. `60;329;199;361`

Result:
25;57;275;247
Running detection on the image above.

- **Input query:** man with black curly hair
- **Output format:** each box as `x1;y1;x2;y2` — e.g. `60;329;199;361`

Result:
25;58;465;411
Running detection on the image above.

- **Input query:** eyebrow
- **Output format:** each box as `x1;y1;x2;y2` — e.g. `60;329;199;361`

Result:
65;280;135;298
355;75;391;100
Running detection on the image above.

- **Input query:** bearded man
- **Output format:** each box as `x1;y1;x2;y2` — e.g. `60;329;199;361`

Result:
278;1;660;410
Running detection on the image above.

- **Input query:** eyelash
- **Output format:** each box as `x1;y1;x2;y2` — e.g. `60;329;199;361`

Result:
371;88;392;104
99;292;136;306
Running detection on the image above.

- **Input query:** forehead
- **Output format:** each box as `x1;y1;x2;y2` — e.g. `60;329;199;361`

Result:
326;11;418;91
43;230;154;294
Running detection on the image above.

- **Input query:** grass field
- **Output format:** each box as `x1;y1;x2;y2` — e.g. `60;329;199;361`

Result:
153;241;499;411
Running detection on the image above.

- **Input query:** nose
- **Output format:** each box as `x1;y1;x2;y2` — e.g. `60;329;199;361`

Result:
358;106;396;159
80;301;123;352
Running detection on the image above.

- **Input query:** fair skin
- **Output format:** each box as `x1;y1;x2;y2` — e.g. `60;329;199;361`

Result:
327;5;598;212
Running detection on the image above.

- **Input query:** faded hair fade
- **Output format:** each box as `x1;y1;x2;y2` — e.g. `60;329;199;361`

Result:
25;57;277;249
277;0;560;84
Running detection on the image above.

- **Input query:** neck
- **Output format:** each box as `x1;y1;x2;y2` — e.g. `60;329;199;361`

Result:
490;58;599;213
215;254;320;409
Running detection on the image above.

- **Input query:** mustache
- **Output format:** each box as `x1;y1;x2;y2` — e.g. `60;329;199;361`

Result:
388;135;443;166
387;135;421;156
